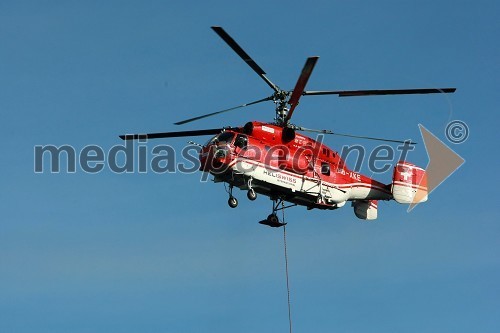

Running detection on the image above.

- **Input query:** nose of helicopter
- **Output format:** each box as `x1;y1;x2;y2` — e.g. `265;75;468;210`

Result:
199;143;233;173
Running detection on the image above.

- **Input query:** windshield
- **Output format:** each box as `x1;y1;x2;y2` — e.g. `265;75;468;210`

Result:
205;132;235;145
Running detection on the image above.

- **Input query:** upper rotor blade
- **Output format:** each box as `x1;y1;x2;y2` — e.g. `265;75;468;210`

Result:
294;126;416;144
285;56;319;123
303;88;456;97
120;128;226;141
211;26;279;92
174;96;272;125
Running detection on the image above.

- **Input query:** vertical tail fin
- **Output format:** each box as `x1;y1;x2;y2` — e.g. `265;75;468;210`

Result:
392;161;428;204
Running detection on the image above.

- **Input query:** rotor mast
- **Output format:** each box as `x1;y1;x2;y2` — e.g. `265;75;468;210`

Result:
271;90;289;126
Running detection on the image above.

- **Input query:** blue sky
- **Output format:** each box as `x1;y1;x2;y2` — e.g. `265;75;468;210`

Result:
1;1;499;332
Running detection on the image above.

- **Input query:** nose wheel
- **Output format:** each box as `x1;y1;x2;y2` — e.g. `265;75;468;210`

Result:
226;185;238;208
246;177;257;201
228;196;238;208
226;178;257;208
247;189;257;201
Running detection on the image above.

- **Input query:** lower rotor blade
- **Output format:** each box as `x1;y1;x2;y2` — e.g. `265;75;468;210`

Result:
294;126;416;144
174;96;272;125
330;132;416;144
303;88;456;97
293;126;332;134
120;128;227;141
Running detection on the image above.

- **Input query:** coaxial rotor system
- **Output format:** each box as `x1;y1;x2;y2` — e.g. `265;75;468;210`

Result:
123;26;455;144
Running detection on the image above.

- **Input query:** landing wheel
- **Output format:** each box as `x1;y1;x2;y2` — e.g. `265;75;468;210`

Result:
228;197;238;208
259;213;285;227
267;214;279;224
247;189;257;201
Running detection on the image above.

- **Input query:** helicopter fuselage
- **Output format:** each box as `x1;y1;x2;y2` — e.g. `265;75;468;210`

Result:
199;121;392;213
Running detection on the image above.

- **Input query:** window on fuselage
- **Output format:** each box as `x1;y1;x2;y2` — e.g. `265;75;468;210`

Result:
217;132;235;144
234;134;248;149
206;132;235;145
321;162;330;176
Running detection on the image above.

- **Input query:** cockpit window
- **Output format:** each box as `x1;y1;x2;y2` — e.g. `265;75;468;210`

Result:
217;132;235;143
205;132;235;145
234;134;248;149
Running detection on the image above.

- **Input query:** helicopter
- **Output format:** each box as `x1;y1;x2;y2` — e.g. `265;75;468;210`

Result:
120;26;455;227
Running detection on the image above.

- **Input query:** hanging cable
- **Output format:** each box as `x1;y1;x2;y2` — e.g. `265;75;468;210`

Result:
282;202;292;333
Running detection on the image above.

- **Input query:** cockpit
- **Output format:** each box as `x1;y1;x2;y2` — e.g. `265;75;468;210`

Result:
205;131;235;146
199;131;248;173
206;131;247;149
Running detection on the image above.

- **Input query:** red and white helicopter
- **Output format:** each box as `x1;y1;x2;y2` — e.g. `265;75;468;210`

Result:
121;26;455;227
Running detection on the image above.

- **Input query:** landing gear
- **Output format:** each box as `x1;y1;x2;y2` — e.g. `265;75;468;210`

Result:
259;198;293;228
259;213;284;228
247;189;257;201
227;185;238;208
266;213;279;224
228;196;238;208
246;177;257;201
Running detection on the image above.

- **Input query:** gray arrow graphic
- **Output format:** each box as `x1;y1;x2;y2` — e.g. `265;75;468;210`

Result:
408;124;465;211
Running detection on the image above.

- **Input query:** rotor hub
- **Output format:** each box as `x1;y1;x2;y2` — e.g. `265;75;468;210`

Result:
272;90;291;126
